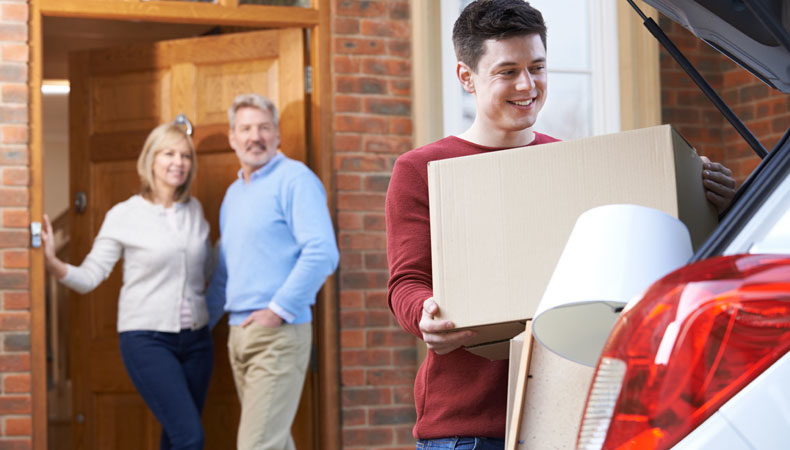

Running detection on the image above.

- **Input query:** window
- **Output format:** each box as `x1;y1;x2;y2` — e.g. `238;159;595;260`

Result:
439;0;621;140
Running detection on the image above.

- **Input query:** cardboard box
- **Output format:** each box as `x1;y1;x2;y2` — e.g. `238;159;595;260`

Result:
511;337;595;448
428;125;718;353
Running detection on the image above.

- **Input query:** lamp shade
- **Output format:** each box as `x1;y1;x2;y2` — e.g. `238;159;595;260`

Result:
532;204;693;366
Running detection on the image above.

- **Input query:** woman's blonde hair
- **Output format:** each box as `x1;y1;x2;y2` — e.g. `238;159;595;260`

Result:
136;123;196;203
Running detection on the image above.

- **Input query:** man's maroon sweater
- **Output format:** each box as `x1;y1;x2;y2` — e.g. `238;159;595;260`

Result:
385;133;559;439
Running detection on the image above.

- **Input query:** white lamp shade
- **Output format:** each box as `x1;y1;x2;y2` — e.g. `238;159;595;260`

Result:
532;204;693;366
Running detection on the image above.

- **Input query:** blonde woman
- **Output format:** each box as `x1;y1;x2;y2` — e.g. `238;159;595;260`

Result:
42;123;213;450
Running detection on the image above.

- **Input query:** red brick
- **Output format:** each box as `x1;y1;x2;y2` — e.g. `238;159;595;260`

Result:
340;330;365;348
341;349;391;367
361;57;411;77
389;117;412;135
0;230;27;248
392;385;414;404
1;210;28;228
4;374;30;394
0;271;27;290
339;232;385;251
343;427;394;447
772;115;790;133
1;3;29;22
336;76;387;95
340;252;363;270
367;369;414;386
2;44;28;63
363;213;385;231
334;134;362;153
341;368;365;387
387;40;411;58
360;20;410;39
389;1;409;20
364;98;410;116
3;291;29;310
342;407;366;427
1;126;28;145
335;0;388;17
363;136;411;154
335;37;387;56
363;175;389;192
2;250;28;269
337;211;363;230
334;17;360;35
334;115;388;134
334;95;361;113
0;439;31;450
389;79;411;96
364;253;387;270
5;417;31;436
0;188;27;206
0;24;26;43
4;334;29;352
337;174;362;191
0;312;29;331
0;147;27;165
2;84;28;104
367;329;413;348
334;55;360;74
364;291;388;309
369;406;416;425
340;290;364;309
0;396;30;414
335;154;389;172
340;309;391;328
396;426;416;445
393;347;417;366
337;192;386;211
2;168;28;186
341;387;392;407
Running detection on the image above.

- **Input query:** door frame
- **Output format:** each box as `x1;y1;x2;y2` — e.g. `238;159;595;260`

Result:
28;1;337;449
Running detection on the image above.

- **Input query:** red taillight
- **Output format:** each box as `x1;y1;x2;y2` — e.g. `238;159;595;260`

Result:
578;254;790;449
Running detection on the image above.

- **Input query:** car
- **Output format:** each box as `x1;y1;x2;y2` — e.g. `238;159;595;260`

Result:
576;1;790;448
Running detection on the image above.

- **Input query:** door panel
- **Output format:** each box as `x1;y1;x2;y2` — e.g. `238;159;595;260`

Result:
68;28;311;449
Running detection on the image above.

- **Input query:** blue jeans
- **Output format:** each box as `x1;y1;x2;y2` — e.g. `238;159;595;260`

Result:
416;437;505;449
119;327;214;450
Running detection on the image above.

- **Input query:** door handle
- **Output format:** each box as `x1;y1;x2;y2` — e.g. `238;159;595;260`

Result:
173;114;193;136
74;191;87;214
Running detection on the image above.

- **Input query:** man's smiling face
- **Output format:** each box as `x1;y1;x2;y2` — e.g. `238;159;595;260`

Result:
229;106;280;175
463;33;547;138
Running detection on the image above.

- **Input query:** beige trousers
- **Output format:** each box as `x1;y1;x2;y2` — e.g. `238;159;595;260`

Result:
228;322;312;450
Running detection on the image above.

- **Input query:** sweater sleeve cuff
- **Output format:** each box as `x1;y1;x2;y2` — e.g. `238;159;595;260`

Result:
268;302;296;324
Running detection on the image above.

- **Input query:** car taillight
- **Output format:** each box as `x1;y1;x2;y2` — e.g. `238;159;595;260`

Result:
578;254;790;449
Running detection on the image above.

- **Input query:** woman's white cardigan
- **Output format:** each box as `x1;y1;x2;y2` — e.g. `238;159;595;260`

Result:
62;195;212;332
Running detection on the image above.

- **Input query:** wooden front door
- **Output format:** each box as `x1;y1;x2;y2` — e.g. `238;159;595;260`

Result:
68;28;315;449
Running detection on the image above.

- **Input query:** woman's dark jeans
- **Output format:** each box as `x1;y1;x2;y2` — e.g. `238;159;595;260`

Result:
119;327;213;450
416;437;505;449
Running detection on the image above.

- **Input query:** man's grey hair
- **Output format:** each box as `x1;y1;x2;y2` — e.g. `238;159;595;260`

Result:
228;93;279;129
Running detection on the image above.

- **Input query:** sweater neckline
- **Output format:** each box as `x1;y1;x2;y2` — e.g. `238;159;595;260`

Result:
447;133;546;151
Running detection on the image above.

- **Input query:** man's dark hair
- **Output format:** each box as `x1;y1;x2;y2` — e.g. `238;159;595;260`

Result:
452;0;547;72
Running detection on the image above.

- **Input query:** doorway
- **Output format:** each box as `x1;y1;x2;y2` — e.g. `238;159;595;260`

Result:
42;16;321;450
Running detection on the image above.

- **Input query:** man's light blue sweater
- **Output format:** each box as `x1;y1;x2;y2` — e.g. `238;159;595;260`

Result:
206;153;339;326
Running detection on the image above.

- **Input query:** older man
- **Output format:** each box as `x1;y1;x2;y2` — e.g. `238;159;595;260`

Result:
207;93;338;450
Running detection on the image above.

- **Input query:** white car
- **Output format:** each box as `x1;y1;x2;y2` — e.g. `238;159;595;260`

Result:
578;1;790;448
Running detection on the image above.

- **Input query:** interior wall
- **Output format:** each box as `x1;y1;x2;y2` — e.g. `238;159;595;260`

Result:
42;92;69;220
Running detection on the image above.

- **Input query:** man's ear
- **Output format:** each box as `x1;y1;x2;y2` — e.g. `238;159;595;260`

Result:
457;62;475;94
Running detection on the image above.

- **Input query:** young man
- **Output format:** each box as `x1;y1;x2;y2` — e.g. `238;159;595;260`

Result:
207;93;339;450
385;0;735;447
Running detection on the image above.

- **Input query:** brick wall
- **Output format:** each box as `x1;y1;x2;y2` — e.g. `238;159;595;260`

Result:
0;0;32;448
659;15;789;184
331;0;417;448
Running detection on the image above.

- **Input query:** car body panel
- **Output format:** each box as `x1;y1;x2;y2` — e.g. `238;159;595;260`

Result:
643;0;790;93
